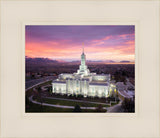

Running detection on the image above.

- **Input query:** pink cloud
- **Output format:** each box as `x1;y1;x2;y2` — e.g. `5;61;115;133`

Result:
26;33;135;61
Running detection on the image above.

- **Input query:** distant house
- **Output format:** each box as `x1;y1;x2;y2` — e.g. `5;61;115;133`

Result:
116;82;127;91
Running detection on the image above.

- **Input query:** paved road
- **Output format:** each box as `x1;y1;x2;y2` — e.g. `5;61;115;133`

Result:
29;95;107;110
25;76;56;89
107;101;123;112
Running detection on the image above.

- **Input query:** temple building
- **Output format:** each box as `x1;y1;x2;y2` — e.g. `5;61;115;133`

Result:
52;49;111;98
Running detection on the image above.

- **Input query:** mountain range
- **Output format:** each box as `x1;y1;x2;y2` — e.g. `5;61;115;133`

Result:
25;57;131;64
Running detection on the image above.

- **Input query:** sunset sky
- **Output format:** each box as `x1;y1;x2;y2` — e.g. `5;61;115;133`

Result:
25;25;135;62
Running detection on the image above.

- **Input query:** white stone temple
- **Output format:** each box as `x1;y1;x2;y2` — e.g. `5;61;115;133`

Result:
52;49;111;97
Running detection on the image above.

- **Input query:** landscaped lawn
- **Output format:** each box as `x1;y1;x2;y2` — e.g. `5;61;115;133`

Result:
35;97;109;107
36;80;52;87
49;93;107;103
26;101;107;113
111;101;119;106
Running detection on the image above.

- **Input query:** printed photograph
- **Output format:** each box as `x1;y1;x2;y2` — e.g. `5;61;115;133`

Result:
25;25;135;113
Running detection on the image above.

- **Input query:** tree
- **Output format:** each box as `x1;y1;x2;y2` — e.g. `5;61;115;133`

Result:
73;104;81;112
36;86;44;111
121;98;135;112
37;86;42;92
48;87;52;95
96;105;104;112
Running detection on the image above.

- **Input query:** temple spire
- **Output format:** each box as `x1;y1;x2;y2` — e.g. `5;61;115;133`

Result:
82;42;84;54
77;43;90;75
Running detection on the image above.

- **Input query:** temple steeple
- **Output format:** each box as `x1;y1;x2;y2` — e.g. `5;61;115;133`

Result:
81;47;86;66
77;46;90;76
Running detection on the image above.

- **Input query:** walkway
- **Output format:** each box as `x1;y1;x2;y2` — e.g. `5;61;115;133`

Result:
29;95;106;110
41;85;52;91
45;96;108;105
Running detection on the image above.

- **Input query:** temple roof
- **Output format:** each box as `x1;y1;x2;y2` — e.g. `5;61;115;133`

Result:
90;82;109;86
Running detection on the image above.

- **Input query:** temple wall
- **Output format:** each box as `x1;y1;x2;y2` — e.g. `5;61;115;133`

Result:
89;85;109;97
52;81;109;98
52;83;66;94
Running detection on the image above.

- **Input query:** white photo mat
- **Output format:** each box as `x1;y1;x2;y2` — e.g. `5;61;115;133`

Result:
0;0;159;138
